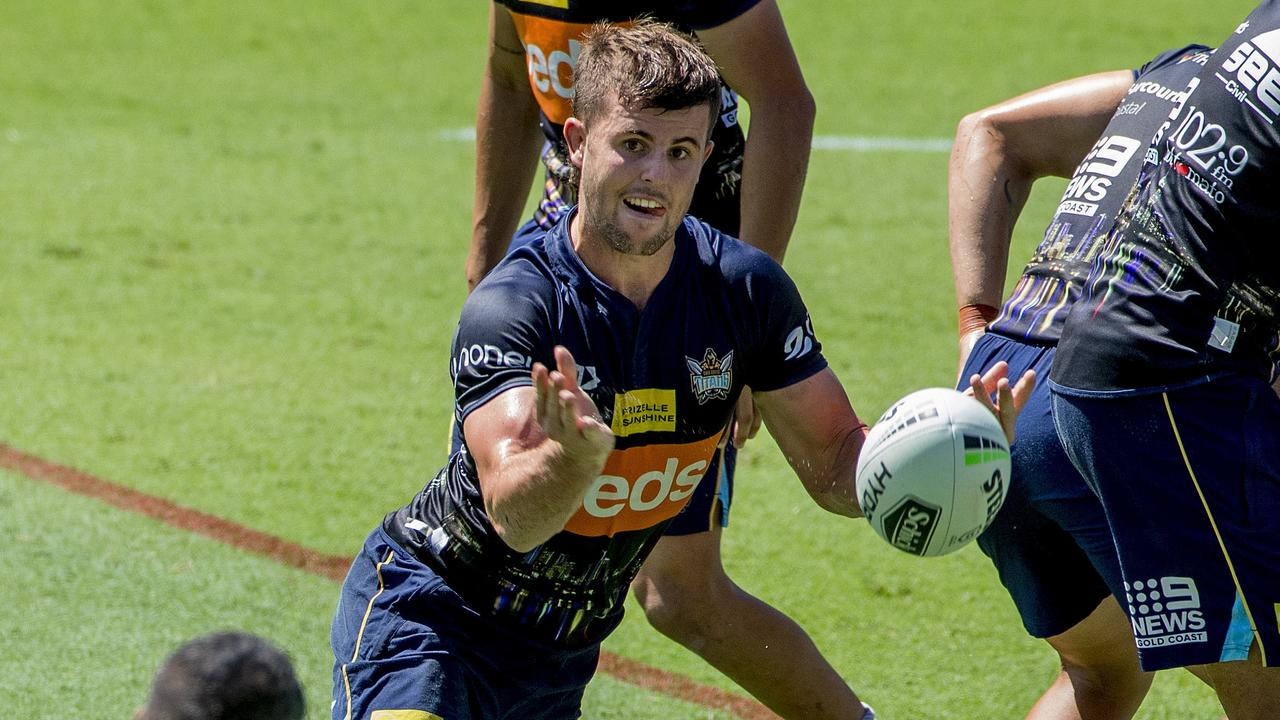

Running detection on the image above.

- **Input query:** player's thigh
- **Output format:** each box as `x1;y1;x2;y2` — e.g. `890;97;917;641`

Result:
1045;595;1141;673
963;335;1115;636
634;523;728;600
1051;377;1280;671
332;534;478;719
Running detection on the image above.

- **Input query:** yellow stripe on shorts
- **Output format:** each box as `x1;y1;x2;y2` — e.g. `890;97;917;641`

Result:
1162;392;1266;665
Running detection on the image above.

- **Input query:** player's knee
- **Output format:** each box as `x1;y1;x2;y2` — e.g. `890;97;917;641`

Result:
634;584;703;641
632;573;724;645
1059;653;1149;698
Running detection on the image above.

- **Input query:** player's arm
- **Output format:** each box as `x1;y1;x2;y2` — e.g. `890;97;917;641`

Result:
753;368;867;518
948;70;1133;366
698;0;815;264
754;363;1035;519
462;346;614;552
468;3;544;291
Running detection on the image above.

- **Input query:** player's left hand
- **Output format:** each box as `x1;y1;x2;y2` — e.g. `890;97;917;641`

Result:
966;361;1035;445
731;387;763;448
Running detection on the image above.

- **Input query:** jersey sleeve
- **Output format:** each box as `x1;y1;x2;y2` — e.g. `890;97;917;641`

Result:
1136;44;1212;79
450;268;555;423
721;244;828;391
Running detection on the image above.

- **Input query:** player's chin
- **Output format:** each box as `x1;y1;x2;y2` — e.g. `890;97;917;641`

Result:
612;220;675;256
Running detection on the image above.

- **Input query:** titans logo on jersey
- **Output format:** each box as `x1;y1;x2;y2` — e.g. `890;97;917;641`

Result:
1055;3;1280;392
384;212;825;645
988;45;1210;344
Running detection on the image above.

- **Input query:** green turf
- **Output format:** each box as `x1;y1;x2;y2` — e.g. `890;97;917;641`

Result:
0;0;1257;717
0;470;740;719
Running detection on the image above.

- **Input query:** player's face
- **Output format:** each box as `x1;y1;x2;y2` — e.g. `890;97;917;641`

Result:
566;95;713;256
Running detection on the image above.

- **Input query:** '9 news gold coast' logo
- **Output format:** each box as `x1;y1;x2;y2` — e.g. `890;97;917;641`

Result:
686;348;733;405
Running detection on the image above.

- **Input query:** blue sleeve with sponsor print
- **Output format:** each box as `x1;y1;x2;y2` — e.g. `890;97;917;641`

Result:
451;261;556;424
1137;44;1213;79
715;234;828;392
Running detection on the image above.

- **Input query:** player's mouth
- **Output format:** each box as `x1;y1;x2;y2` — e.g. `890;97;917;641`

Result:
623;195;666;217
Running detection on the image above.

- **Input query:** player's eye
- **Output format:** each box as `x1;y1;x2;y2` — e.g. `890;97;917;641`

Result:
622;138;645;153
670;146;693;160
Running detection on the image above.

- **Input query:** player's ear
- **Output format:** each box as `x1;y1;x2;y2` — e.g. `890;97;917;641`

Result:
702;139;714;163
565;116;587;169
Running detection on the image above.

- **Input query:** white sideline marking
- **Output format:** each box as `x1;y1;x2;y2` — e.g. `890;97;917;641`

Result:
811;135;952;153
439;127;952;153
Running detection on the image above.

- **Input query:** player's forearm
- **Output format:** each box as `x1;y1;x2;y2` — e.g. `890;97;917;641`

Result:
470;80;542;290
794;421;867;518
735;93;815;264
483;440;609;552
469;6;543;291
949;71;1133;311
948;110;1027;311
758;375;867;519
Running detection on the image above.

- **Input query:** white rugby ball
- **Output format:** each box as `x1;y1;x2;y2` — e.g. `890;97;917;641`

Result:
855;388;1010;557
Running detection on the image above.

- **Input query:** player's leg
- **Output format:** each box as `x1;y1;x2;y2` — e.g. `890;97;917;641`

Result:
633;525;868;720
1026;597;1151;720
1052;376;1280;719
335;528;602;720
963;335;1151;720
1192;643;1280;720
331;531;479;720
631;449;869;720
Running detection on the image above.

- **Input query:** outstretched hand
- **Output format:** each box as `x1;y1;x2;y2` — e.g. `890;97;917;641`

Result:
965;361;1036;445
532;346;615;460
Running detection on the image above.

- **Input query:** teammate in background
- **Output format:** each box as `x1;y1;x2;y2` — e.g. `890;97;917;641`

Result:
465;3;841;718
948;46;1212;719
136;631;305;720
468;0;813;286
337;21;1029;720
1049;2;1280;717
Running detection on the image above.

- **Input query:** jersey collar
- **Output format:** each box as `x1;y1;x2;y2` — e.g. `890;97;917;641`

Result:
544;208;696;307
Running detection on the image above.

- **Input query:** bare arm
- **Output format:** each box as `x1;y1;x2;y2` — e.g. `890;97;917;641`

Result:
468;3;545;291
698;0;814;264
753;365;1036;519
462;347;614;551
948;70;1133;366
753;369;868;518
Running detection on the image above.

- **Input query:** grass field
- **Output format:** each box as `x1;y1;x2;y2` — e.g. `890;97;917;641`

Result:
0;1;1258;717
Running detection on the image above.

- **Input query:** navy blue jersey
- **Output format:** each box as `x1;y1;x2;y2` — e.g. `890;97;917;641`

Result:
990;46;1212;343
1054;3;1280;391
493;0;756;234
384;213;826;646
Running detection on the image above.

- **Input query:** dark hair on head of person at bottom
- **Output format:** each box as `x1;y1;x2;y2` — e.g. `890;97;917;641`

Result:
137;631;305;720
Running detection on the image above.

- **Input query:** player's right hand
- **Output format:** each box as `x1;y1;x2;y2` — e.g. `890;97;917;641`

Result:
532;346;615;460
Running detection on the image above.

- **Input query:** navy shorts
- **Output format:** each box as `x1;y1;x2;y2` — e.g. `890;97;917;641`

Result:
331;529;599;720
1051;374;1280;671
665;444;733;535
959;333;1120;637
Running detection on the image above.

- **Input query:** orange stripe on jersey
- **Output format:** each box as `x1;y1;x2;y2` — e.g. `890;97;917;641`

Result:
509;13;590;124
564;433;721;537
